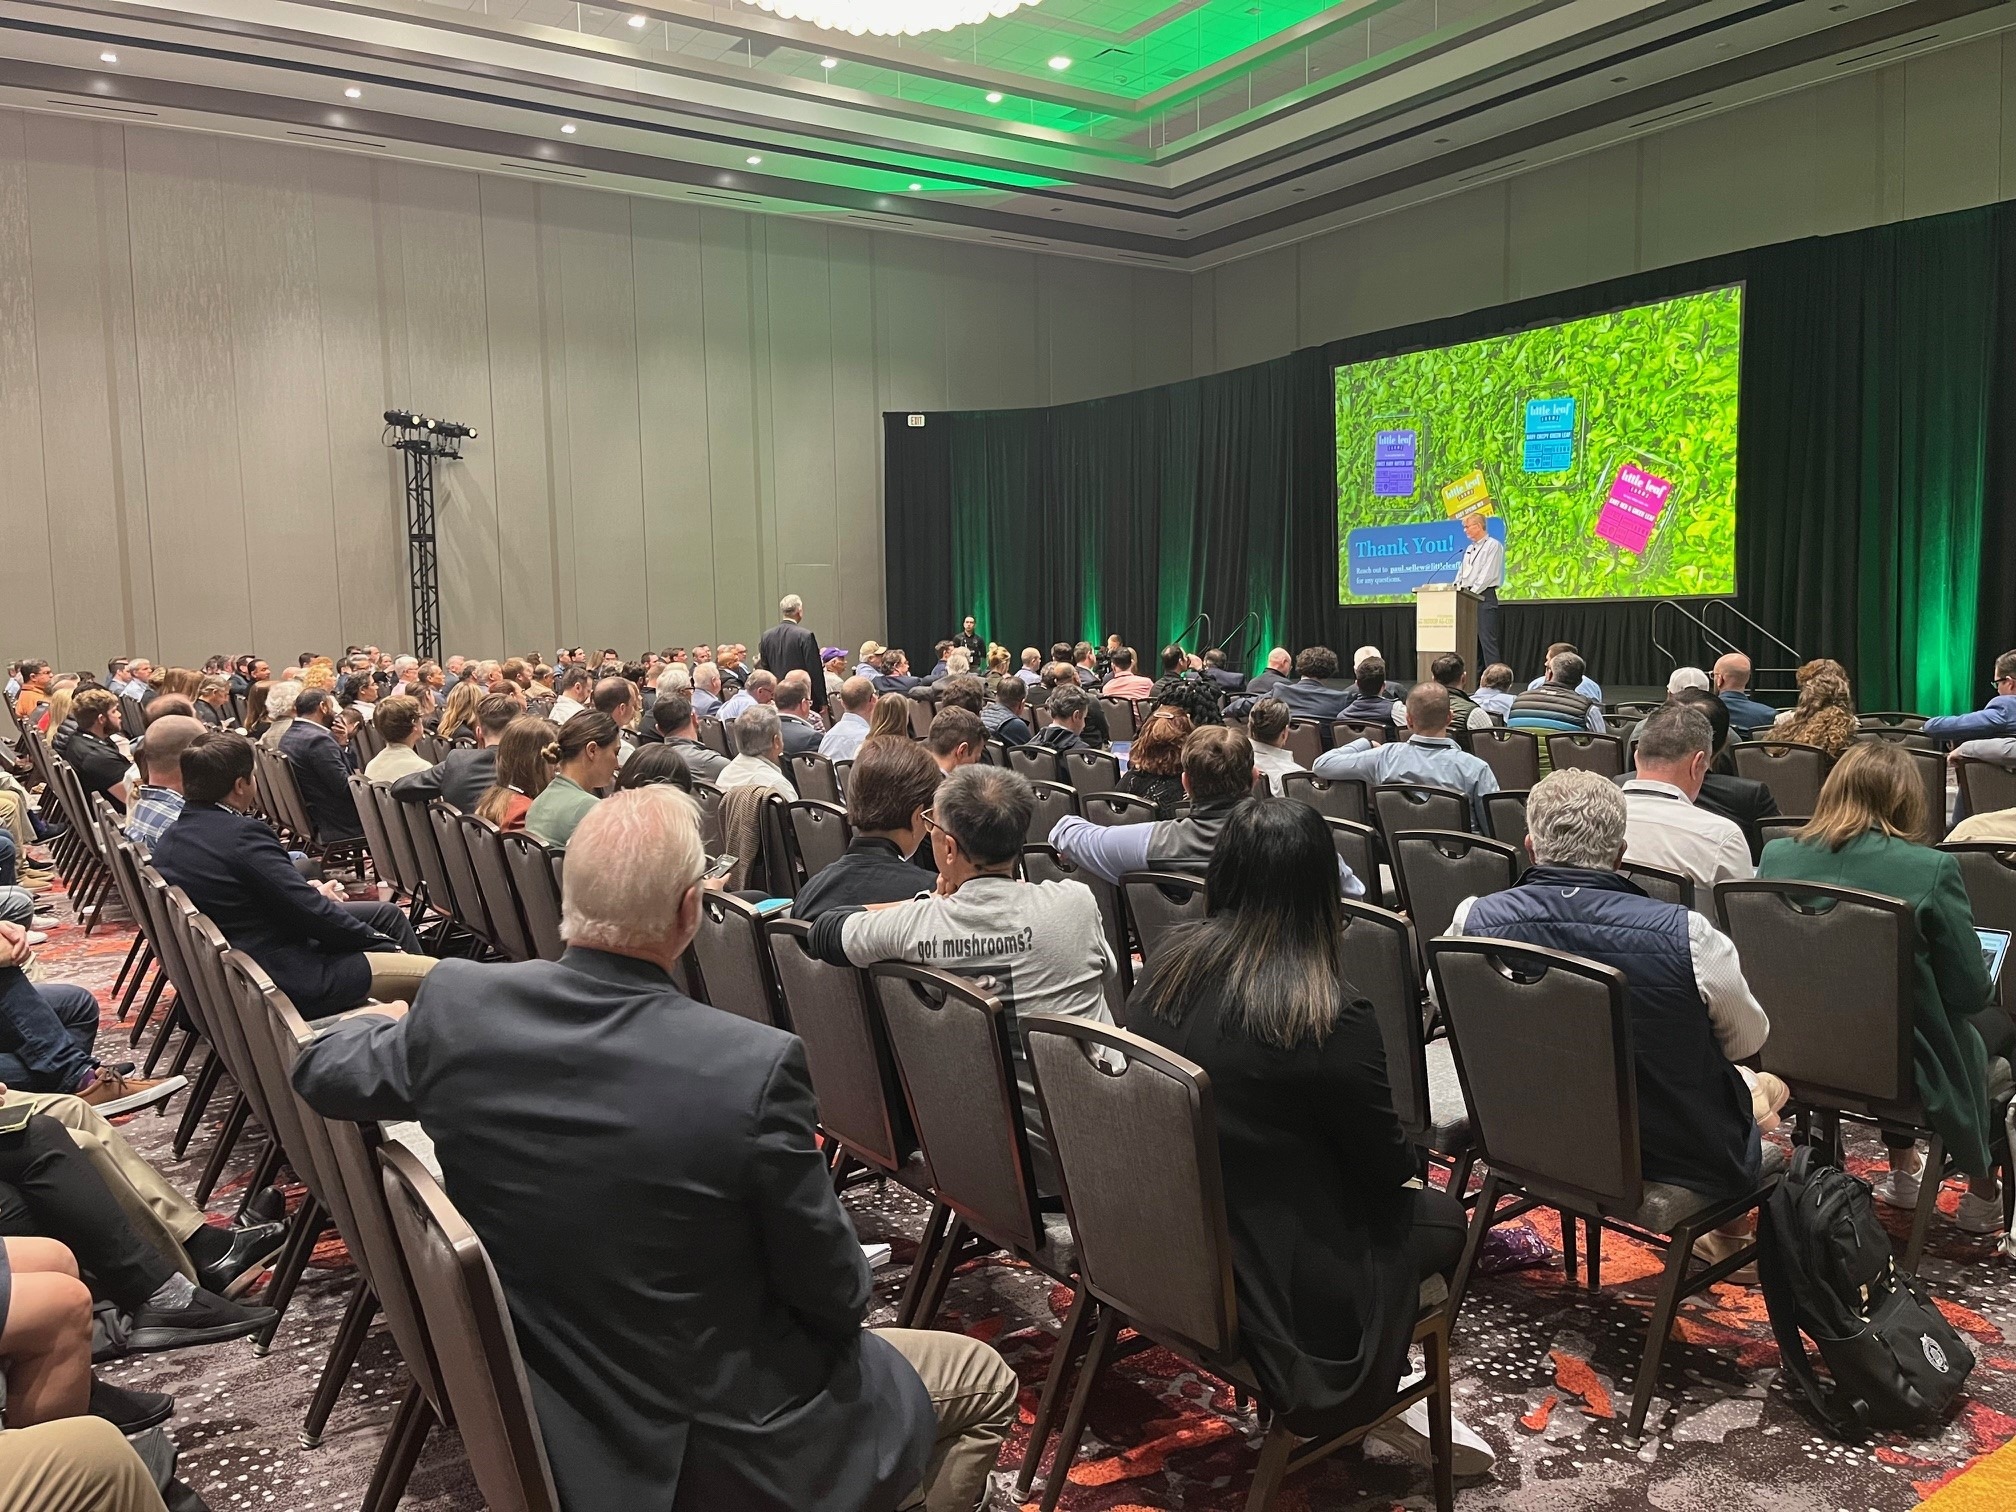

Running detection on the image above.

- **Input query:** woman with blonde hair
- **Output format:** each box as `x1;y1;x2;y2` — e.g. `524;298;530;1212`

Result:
474;716;558;831
1757;740;2005;1230
1769;657;1857;756
867;694;912;741
434;679;484;744
157;666;202;701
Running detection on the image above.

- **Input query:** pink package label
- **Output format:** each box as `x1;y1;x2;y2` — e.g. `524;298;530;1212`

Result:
1595;462;1673;553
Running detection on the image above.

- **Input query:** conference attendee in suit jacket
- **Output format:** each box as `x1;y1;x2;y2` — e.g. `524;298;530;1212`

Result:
388;691;521;814
290;788;1018;1512
758;596;825;687
279;691;363;842
151;733;435;1019
1274;648;1354;721
1666;691;1781;862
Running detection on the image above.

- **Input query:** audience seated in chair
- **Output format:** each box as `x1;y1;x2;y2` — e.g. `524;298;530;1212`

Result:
1756;741;2008;1232
278;690;363;843
473;716;559;833
256;679;304;752
1922;649;2016;746
1472;664;1516;725
389;691;522;814
1270;647;1352;722
1315;684;1499;829
718;669;775;726
1620;704;1754;905
124;716;205;852
647;689;729;785
1031;684;1092;754
63;690;131;814
1123;707;1194;814
927;708;987;775
1399;654;1487;732
774;673;824;756
361;696;430;784
1448;768;1785;1271
1714;653;1777;737
980;675;1032;746
1337;656;1400;734
1507;651;1605;739
791;737;939;918
0;921;172;1110
1147;645;1223;729
151;733;435;1019
1125;797;1491;1470
1042;663;1109;747
1100;647;1153;701
524;711;622;849
1768;658;1857;757
292;786;1019;1512
1667;689;1781;862
820;676;877;763
717;706;798;801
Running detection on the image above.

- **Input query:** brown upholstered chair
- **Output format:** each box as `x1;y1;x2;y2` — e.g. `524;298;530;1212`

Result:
1730;740;1833;818
1278;770;1370;826
1120;870;1206;969
1470;728;1541;790
1389;831;1518;949
690;891;784;1027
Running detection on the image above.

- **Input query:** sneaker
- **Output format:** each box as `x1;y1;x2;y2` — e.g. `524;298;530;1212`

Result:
1366;1383;1495;1476
1955;1190;2005;1235
1873;1164;1923;1211
124;1287;278;1353
89;1377;175;1434
77;1070;187;1117
23;929;45;946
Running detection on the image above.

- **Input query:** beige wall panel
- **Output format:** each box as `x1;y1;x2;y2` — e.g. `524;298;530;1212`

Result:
217;138;344;659
763;219;840;640
1808;72;1889;240
0;110;57;666
699;208;767;640
1043;257;1135;404
1507;145;1640;303
1641;90;1823;270
123;127;253;665
1131;268;1194;390
1214;242;1299;368
827;226;884;650
943;245;1039;412
632;198;717;650
91;125;158;664
1902;41;2002;220
872;232;947;412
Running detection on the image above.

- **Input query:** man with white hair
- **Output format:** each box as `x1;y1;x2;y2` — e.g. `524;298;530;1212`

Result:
690;658;724;717
390;655;420;696
292;788;1019;1512
759;592;824;686
718;705;796;798
258;679;305;750
1449;768;1784;1264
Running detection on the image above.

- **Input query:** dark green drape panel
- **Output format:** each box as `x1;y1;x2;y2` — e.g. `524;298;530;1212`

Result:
886;201;2009;710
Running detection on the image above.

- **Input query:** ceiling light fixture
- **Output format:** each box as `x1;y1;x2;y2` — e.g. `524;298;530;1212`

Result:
908;182;923;191
750;0;1035;35
985;90;1003;103
1048;55;1072;70
820;56;839;68
561;122;577;133
627;13;648;26
747;155;763;165
344;86;362;98
99;50;117;63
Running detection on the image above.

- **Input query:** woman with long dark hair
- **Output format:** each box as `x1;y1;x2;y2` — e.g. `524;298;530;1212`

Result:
1125;797;1486;1467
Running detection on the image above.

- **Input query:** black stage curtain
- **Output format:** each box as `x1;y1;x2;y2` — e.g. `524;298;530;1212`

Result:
885;202;2009;712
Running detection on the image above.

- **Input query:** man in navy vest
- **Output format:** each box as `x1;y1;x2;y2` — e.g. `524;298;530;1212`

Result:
1446;768;1785;1268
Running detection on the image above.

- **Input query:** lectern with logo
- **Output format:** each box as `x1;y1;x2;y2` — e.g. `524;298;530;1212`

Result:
1413;585;1480;686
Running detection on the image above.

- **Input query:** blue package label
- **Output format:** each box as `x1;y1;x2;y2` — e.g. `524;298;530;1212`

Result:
1522;396;1576;473
1345;516;1508;597
1373;428;1418;497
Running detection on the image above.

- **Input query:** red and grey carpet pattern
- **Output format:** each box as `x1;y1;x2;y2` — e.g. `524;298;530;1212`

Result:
36;890;2016;1511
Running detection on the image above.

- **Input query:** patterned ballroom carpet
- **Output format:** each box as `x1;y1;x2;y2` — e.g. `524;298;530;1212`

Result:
32;888;2016;1512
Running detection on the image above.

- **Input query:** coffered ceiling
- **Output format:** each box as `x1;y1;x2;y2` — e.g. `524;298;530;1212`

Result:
0;0;2009;264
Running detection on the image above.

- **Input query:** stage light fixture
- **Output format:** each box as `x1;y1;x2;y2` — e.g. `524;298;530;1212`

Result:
429;419;478;440
908;182;923;191
383;409;427;428
344;86;362;98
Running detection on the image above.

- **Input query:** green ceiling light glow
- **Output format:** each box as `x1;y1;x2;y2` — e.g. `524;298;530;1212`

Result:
985;90;1003;103
908;181;923;190
1047;55;1071;70
747;155;763;164
750;0;1040;37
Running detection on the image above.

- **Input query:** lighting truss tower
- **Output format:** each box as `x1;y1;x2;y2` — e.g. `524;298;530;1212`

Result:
382;410;477;663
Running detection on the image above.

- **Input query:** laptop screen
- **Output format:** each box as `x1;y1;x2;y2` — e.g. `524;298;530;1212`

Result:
1979;927;2012;991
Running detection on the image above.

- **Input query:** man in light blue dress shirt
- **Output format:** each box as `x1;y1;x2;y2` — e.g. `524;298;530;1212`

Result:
1312;684;1501;830
1450;511;1505;666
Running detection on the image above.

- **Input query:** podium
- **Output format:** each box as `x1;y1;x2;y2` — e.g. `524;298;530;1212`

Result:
1413;585;1480;685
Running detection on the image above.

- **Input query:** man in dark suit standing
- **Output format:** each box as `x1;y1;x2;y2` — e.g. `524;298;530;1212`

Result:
388;692;522;814
760;594;826;687
153;733;435;1018
290;787;1017;1512
279;689;364;842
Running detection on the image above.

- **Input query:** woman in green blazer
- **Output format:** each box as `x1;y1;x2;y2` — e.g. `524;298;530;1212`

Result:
1756;741;2004;1233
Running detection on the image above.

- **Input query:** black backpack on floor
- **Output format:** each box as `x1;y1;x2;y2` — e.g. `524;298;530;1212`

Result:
1757;1145;1974;1438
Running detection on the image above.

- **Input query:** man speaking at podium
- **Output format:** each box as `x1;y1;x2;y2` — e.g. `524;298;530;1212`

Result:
1450;509;1504;666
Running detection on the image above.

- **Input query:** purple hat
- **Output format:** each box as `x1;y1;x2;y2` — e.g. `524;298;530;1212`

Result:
821;646;846;662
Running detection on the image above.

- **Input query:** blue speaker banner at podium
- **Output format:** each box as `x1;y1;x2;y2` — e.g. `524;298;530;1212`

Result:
1344;516;1507;598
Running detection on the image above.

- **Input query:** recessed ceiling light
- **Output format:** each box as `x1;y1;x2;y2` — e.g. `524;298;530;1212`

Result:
627;13;648;27
99;51;117;63
820;56;838;68
985;91;1003;103
1048;55;1071;70
908;182;923;191
746;155;762;165
561;122;577;133
344;86;362;99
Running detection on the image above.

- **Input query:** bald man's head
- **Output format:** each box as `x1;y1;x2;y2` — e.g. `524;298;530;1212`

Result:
139;714;207;791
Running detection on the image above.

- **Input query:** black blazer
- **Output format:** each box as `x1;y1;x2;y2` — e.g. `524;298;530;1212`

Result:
279;720;363;841
1696;770;1782;862
778;714;823;757
388;747;496;815
759;621;824;687
291;950;934;1511
150;804;389;1016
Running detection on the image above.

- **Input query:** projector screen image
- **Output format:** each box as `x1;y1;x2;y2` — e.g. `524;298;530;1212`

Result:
1334;285;1743;605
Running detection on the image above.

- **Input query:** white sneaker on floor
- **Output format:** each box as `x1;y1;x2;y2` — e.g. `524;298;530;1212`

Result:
1873;1166;1923;1211
1955;1190;2005;1235
1366;1389;1495;1477
23;929;46;946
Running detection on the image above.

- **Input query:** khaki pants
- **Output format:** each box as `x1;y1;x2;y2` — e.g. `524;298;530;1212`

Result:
2;1091;203;1281
365;952;439;1007
0;790;32;852
0;1417;167;1512
880;1326;1019;1512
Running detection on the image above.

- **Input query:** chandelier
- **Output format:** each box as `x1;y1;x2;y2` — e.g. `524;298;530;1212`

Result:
745;0;1039;37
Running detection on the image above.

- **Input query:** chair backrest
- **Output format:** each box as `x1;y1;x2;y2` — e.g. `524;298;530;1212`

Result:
460;813;533;962
1428;937;1641;1214
688;780;725;857
373;781;427;898
120;693;149;736
134;863;212;1039
1081;791;1158;827
1390;830;1519;946
1482;789;1530;855
1715;879;1917;1109
1372;783;1471;841
1024;779;1079;846
784;800;851;881
786;752;842;805
348;774;401;888
1956;759;2016;824
906;693;937;741
691;891;782;1027
380;1143;563;1512
1121;871;1208;968
1334;717;1387;746
1326;817;1380;901
1024;1018;1237;1360
213;943;331;1213
1470;728;1542;790
757;790;797;898
764;919;912;1173
1619;860;1695;910
1282;720;1326;768
1278;770;1369;826
1545;731;1625;778
1338;899;1429;1138
695;715;729;756
429;799;494;945
1755;814;1807;850
499;832;565;961
352;718;385;765
1098;696;1139;742
1903;746;1949;841
266;748;319;844
1940;842;2016;1008
1021;844;1131;1005
416;734;448;765
171;896;277;1139
1006;744;1062;785
1062;748;1123;801
870;963;1043;1255
1860;711;1928;730
831;759;853;799
1730;741;1833;818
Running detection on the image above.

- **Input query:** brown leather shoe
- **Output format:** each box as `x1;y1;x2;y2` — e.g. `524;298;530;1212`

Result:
77;1070;186;1117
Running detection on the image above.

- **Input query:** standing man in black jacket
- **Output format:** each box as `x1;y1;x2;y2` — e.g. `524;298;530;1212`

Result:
291;786;1017;1511
388;692;523;814
759;594;825;688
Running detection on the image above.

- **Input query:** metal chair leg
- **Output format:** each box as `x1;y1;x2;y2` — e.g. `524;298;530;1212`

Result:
1586;1218;1603;1292
193;1093;252;1207
1445;1173;1505;1327
238;1142;285;1219
112;934;146;1001
893;1202;951;1329
359;1381;435;1512
301;1277;378;1447
252;1198;327;1355
1037;1305;1121;1512
1901;1134;1946;1276
1422;1314;1456;1512
171;1050;224;1159
127;976;168;1048
1626;1229;1695;1439
1015;1283;1096;1499
1242;1419;1297;1512
1561;1207;1579;1283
